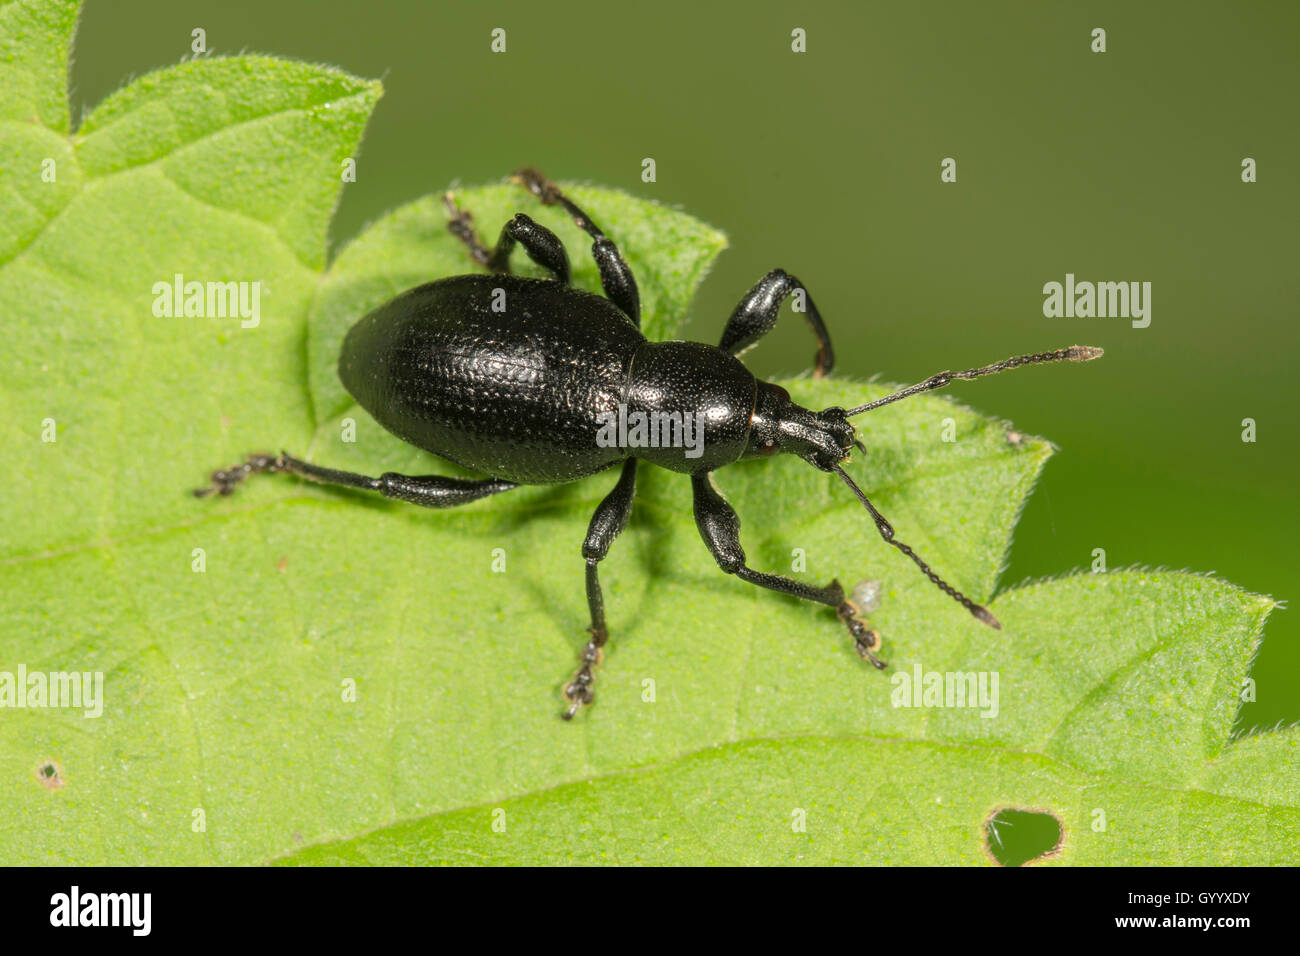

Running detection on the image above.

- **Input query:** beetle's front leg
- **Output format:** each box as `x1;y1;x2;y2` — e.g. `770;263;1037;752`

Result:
564;458;638;719
719;269;835;377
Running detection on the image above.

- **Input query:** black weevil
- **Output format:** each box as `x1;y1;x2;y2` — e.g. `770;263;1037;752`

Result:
197;169;1102;719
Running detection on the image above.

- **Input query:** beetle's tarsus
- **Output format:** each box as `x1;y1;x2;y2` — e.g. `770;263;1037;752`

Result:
193;452;285;498
837;596;888;669
561;639;602;719
512;167;557;204
443;191;495;268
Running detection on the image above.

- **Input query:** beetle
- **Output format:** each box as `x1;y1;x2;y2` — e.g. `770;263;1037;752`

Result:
197;168;1102;719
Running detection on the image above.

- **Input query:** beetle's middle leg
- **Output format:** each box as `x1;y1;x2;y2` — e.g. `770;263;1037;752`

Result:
690;472;886;667
512;168;641;328
443;193;571;283
195;452;518;506
564;458;638;719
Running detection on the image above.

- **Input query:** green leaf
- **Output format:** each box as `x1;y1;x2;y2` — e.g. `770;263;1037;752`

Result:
2;0;1290;866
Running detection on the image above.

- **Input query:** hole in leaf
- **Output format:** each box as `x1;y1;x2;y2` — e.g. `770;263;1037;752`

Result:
35;761;64;791
985;808;1061;866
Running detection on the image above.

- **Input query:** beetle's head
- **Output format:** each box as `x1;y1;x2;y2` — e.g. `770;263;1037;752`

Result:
744;382;860;471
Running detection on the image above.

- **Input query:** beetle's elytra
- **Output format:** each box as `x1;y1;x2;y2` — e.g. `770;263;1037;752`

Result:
197;168;1102;719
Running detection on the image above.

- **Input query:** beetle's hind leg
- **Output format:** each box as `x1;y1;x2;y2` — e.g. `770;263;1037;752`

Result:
690;472;887;667
564;459;638;719
512;168;641;327
442;192;571;283
194;452;518;507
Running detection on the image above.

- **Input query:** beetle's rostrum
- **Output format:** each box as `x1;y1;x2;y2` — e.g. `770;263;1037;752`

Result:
196;168;1103;719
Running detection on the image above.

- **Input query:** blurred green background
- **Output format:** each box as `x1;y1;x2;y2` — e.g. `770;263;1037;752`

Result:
71;0;1295;744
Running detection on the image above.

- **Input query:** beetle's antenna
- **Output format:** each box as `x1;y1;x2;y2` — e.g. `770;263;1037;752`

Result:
830;463;1001;629
844;346;1102;417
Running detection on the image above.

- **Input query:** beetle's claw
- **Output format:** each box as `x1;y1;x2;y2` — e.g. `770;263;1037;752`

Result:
561;681;593;720
561;670;594;720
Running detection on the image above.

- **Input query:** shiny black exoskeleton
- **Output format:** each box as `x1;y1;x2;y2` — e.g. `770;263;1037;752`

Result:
197;168;1102;719
339;276;760;482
